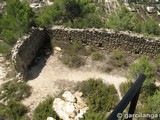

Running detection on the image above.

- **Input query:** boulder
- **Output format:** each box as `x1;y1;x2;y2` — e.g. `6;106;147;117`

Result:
75;107;89;120
46;117;56;120
62;91;76;103
74;91;83;98
53;91;89;120
53;98;75;120
54;47;62;52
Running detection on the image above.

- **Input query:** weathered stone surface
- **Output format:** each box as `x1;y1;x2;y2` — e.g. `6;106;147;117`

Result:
53;91;89;120
11;28;47;80
53;98;75;120
54;47;61;52
62;91;76;103
11;26;160;80
46;117;56;120
50;26;160;57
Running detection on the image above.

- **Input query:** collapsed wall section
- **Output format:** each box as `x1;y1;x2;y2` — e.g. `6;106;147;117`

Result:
51;26;160;56
11;28;47;80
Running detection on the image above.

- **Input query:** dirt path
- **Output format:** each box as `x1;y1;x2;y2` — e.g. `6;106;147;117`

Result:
22;54;127;116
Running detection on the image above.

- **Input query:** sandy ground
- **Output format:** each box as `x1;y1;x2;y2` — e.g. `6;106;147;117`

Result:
22;53;127;116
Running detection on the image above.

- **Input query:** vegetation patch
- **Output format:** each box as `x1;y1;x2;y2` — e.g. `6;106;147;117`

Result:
36;0;103;28
0;100;28;120
77;78;119;119
33;97;60;120
59;40;87;68
120;81;132;97
91;51;104;61
0;42;11;54
0;80;31;102
129;55;157;102
102;50;128;73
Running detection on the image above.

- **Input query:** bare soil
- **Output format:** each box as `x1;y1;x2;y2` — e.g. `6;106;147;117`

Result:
22;53;127;117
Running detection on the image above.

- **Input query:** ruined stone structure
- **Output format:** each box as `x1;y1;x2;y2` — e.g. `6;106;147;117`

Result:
50;26;160;56
11;28;48;80
11;26;160;80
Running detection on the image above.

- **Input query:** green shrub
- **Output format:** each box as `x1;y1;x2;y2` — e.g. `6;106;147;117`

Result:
1;100;28;120
0;81;31;101
142;19;160;36
129;55;157;99
105;5;134;31
1;0;34;45
33;97;59;120
7;100;27;120
78;78;119;119
0;103;7;118
145;91;160;115
35;0;102;28
108;50;127;68
91;51;103;61
0;43;11;54
113;50;123;60
61;53;85;68
65;13;104;28
120;81;132;97
59;40;86;68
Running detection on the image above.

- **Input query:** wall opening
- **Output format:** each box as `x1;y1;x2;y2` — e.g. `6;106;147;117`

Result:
26;33;53;81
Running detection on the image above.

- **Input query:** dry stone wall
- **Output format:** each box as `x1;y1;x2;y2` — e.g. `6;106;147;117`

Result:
50;26;160;56
11;28;47;80
11;26;160;80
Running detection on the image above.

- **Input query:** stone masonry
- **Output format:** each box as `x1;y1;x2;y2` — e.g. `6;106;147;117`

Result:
50;26;160;56
11;28;47;80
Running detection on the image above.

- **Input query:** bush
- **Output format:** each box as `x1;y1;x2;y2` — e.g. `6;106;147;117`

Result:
6;100;27;120
1;0;34;45
145;91;160;115
0;81;31;101
59;40;86;68
91;51;103;61
0;42;11;54
33;97;59;120
36;0;103;28
113;50;123;60
78;78;119;119
129;55;157;99
108;50;127;68
120;81;132;97
105;5;134;31
0;100;28;120
61;54;85;68
65;13;104;28
142;19;160;36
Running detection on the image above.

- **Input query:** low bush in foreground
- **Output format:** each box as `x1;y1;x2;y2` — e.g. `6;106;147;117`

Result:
0;81;31;101
0;42;11;54
119;81;132;97
0;100;28;120
78;78;119;119
33;97;59;120
129;56;156;96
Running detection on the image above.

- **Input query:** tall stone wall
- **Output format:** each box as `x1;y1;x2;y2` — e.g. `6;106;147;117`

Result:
50;26;160;56
11;28;48;80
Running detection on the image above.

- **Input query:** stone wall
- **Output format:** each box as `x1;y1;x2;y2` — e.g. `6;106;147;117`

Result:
11;28;48;80
50;26;160;56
